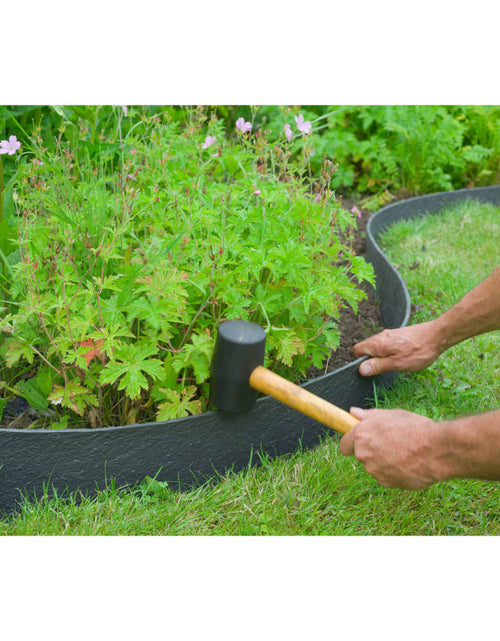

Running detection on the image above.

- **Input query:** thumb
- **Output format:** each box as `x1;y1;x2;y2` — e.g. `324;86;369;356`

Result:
359;357;391;376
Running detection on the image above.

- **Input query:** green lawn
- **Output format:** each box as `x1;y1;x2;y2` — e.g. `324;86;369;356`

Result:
1;199;499;535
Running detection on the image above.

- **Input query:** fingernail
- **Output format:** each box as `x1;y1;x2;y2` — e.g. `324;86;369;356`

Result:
360;362;373;376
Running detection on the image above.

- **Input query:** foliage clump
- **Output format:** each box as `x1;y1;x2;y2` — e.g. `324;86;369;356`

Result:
0;108;373;428
253;105;500;207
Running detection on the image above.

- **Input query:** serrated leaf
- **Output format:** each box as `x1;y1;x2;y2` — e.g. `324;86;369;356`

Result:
350;254;375;286
322;326;340;351
92;274;123;292
149;355;180;403
99;343;163;400
0;313;15;334
172;332;213;384
100;296;126;326
309;344;328;369
126;298;164;330
273;331;305;367
88;324;135;358
116;367;149;400
156;386;202;421
4;338;34;368
63;339;105;370
48;380;98;416
99;361;130;385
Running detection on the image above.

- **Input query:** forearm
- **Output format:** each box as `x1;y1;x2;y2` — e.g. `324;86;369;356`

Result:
434;408;500;482
433;266;500;351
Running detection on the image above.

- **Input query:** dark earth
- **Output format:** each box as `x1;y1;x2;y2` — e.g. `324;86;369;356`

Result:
1;196;384;429
304;195;384;379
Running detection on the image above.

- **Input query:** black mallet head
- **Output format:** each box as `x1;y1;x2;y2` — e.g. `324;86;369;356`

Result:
210;320;266;413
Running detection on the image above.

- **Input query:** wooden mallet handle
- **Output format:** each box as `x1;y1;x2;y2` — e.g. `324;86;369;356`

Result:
249;366;359;434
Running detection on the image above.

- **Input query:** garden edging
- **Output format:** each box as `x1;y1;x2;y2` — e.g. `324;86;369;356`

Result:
1;185;499;513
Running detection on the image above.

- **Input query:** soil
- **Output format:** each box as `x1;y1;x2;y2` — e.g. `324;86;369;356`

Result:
304;194;384;379
306;283;383;378
0;194;385;429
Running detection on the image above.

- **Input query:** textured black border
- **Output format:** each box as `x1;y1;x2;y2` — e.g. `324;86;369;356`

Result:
1;185;500;512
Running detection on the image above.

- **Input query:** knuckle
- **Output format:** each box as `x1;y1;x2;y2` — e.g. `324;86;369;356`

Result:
380;329;393;341
353;425;366;441
353;425;372;449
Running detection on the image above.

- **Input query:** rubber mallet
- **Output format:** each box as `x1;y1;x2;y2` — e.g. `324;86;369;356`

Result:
210;320;359;434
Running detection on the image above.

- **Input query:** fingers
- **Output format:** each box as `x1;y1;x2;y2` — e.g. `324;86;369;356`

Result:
354;331;396;376
351;406;408;422
339;407;395;458
339;430;354;456
338;407;437;489
359;356;393;376
353;332;390;358
353;339;373;359
355;323;443;376
339;407;371;455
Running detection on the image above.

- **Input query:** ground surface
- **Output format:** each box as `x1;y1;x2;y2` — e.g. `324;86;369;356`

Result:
1;197;499;534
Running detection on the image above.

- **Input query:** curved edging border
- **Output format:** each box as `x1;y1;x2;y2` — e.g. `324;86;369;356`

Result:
1;185;500;512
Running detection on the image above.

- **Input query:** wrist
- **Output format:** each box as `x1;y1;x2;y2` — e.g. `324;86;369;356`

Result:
427;419;472;482
429;316;455;354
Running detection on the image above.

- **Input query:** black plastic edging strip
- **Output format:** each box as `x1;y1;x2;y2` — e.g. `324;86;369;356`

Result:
1;185;499;512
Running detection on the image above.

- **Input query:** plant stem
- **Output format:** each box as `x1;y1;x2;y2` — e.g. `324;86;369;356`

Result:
309;105;355;126
9;332;60;374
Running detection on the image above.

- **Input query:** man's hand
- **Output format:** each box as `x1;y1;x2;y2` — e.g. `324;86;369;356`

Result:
353;321;446;377
339;407;445;489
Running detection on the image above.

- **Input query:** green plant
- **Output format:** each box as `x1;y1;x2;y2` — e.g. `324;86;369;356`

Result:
0;144;23;310
0;107;373;429
257;105;500;204
4;105;500;210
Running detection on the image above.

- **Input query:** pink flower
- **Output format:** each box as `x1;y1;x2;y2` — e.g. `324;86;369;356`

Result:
122;106;128;117
0;135;21;155
253;189;261;196
236;117;252;134
284;123;293;141
32;159;44;166
351;206;362;219
202;135;216;149
295;114;312;135
314;193;321;203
